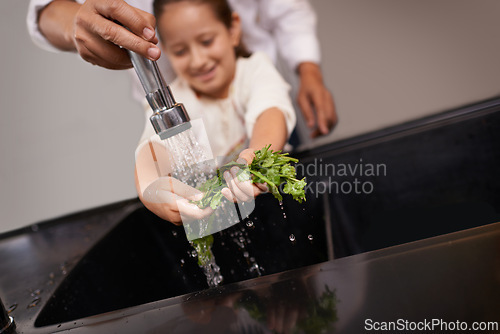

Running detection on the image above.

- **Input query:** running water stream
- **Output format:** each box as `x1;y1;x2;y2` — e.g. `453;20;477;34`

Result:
160;127;269;287
161;128;224;287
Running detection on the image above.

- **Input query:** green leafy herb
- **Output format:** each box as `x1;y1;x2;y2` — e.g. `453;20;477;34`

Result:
191;234;214;266
191;146;306;268
194;145;306;209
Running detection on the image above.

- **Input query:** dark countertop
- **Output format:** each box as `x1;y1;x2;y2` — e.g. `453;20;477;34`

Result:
1;201;499;333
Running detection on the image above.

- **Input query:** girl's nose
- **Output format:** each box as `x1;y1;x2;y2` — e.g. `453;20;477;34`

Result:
190;46;208;70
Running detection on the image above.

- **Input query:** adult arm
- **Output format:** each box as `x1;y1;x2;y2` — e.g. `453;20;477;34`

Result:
28;0;161;69
259;0;338;137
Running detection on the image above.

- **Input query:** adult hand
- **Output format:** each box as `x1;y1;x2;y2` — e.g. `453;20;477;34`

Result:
40;0;161;69
296;62;338;138
140;176;213;225
221;149;268;203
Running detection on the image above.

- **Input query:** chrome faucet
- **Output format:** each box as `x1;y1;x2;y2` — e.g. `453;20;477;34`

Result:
0;297;14;334
127;50;192;140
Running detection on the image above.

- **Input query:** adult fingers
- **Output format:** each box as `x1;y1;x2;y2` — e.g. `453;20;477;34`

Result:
309;89;338;138
75;30;132;69
94;0;157;42
310;89;329;136
73;0;160;68
297;88;315;129
324;89;338;129
84;13;160;61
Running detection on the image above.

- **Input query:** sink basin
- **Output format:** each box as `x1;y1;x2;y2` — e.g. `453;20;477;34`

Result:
34;193;328;327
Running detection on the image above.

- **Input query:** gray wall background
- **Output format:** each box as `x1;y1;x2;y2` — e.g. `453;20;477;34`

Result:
2;0;500;233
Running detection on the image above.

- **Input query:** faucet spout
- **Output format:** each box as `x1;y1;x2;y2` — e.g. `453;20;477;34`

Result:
127;50;191;140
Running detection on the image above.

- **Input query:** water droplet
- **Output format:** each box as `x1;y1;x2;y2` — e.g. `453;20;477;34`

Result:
249;263;262;276
289;234;296;242
60;262;68;275
245;220;254;228
172;230;178;237
27;297;41;309
31;289;42;297
180;258;185;266
308;234;314;241
283;213;287;219
243;251;249;258
7;304;17;314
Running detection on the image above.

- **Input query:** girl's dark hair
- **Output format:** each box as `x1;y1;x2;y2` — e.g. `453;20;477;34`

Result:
153;0;251;58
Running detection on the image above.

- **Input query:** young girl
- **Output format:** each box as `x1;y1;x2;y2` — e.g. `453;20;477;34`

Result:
135;0;296;224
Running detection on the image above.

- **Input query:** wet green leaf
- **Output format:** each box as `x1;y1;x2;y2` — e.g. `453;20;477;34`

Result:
193;145;306;209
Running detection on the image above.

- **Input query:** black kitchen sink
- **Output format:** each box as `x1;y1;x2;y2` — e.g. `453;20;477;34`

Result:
34;193;328;327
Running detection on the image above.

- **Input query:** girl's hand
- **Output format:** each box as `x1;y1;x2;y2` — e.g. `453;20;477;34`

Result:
221;148;268;203
140;176;213;225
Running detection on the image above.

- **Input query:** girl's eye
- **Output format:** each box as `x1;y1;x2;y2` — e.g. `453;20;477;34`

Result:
173;48;186;56
201;38;213;46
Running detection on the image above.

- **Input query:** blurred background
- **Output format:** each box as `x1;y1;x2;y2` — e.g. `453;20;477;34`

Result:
2;0;500;233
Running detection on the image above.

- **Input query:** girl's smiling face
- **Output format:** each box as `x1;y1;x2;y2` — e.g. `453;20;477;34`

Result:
158;2;241;99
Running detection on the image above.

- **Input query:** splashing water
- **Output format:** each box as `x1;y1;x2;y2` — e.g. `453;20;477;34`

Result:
230;224;263;278
201;256;223;288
